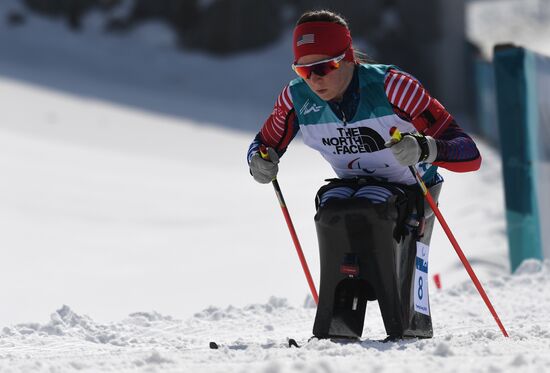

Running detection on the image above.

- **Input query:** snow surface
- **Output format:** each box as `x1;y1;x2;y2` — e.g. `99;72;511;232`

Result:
1;261;549;372
0;1;548;372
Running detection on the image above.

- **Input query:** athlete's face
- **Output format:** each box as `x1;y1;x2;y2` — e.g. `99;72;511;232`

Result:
296;54;355;102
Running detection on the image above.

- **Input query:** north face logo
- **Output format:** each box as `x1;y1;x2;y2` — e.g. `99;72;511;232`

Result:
357;127;386;151
322;127;386;155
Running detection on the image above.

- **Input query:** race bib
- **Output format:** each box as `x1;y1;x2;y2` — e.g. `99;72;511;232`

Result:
414;241;430;316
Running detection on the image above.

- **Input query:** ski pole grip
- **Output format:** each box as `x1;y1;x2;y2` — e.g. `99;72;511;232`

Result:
389;126;402;143
259;145;269;160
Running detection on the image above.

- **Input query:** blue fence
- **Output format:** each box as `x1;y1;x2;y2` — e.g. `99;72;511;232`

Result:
491;46;550;271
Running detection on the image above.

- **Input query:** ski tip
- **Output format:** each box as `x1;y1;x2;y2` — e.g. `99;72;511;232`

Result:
209;341;219;349
288;338;300;348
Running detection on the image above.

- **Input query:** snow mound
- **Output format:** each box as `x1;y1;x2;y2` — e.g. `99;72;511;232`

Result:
514;258;547;275
193;296;291;321
3;305;181;347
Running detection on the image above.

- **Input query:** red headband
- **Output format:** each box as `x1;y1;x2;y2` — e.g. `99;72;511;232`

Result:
293;21;354;63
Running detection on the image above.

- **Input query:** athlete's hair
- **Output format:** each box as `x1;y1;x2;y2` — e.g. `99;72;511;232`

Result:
296;9;348;27
296;10;376;64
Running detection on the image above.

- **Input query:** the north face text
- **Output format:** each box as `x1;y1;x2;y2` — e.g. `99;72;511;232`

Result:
322;127;386;155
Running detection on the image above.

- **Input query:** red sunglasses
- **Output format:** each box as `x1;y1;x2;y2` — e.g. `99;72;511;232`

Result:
292;53;346;79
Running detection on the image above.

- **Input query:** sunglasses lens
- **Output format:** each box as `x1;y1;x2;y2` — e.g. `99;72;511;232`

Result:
293;60;340;79
312;60;339;76
293;65;311;79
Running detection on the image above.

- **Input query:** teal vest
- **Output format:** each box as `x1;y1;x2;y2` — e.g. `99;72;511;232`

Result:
291;64;396;125
289;63;428;184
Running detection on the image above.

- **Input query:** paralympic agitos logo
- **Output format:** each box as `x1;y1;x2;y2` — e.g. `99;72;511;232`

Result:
322;127;386;155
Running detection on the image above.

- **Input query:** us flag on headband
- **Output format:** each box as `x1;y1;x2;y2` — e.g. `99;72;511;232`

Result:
297;33;315;46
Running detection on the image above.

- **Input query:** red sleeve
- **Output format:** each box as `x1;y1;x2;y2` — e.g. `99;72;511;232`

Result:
384;69;453;138
259;85;298;153
384;69;481;172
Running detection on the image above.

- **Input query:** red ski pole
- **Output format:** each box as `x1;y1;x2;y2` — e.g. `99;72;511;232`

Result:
389;128;509;337
260;146;319;305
